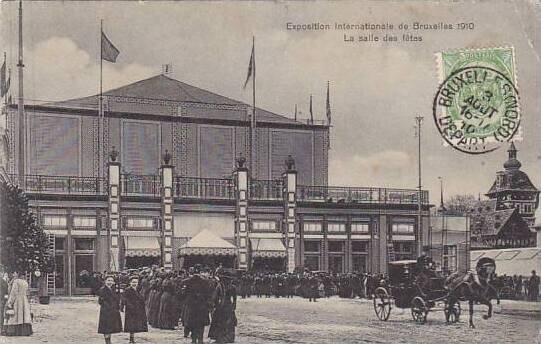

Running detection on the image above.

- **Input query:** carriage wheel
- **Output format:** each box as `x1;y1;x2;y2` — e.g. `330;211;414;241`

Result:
373;287;392;321
444;300;461;323
411;296;428;324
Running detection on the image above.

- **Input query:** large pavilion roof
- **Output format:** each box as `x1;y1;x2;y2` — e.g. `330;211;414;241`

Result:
48;74;304;125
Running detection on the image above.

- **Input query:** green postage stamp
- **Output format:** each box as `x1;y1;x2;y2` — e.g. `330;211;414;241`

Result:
433;47;521;154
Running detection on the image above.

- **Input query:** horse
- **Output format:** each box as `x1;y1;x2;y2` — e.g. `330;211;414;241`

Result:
444;257;499;328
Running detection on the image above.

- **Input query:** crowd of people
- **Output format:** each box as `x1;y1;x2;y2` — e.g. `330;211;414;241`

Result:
95;265;237;344
0;262;539;343
236;271;383;300
494;271;540;301
91;265;388;344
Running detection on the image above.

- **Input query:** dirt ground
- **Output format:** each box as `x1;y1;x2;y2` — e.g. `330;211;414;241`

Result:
0;296;539;344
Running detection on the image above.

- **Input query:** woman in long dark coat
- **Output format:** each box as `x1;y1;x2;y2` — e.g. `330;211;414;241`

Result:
158;276;178;329
147;277;163;327
209;275;237;343
121;276;148;344
96;275;122;344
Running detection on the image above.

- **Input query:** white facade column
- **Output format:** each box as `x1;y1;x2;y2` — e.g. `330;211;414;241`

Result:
283;155;298;273
161;151;174;270
234;156;249;270
107;147;121;272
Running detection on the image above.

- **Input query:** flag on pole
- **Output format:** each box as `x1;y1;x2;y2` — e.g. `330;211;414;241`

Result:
101;30;120;63
0;58;6;97
326;81;331;125
309;94;313;124
243;42;255;89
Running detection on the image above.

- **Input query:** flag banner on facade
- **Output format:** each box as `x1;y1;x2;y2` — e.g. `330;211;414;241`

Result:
243;43;255;89
101;31;120;63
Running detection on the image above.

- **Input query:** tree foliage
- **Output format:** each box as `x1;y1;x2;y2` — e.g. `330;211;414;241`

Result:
0;180;54;273
444;194;478;215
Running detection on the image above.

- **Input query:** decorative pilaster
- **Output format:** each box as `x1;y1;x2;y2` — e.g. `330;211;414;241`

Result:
107;146;121;272
234;155;249;270
161;150;174;270
283;155;298;273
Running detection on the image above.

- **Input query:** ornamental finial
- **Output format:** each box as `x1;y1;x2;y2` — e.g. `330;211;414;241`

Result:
109;146;119;162
236;153;246;169
163;149;172;165
285;155;295;171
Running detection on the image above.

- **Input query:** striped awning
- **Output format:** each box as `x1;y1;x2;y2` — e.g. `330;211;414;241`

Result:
125;237;161;257
251;238;287;258
179;247;237;256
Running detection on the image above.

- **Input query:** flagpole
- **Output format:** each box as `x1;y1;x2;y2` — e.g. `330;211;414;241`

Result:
99;19;103;180
251;36;256;175
17;0;25;185
3;52;6;107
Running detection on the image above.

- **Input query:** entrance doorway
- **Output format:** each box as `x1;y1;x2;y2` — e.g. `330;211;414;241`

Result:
125;256;161;269
328;255;344;273
73;254;94;295
252;257;286;273
182;255;236;270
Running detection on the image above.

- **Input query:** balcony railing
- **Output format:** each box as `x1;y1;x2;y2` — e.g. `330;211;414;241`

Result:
7;174;429;205
297;185;429;205
174;176;234;200
121;174;161;197
8;174;106;195
250;179;283;200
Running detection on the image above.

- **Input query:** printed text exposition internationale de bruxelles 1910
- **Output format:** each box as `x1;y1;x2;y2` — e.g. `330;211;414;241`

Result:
285;22;457;31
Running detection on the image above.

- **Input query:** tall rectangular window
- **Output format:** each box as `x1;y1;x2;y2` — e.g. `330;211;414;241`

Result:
304;241;320;252
351;241;368;252
73;217;96;228
303;222;322;232
252;221;277;232
392;223;414;233
351;223;369;233
327;223;346;233
43;215;67;228
122;121;160;175
126;217;154;229
328;241;344;252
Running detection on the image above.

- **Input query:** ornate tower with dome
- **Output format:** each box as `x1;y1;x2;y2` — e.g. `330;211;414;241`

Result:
486;142;539;226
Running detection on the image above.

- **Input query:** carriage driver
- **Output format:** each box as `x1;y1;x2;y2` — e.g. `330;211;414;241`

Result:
416;250;435;273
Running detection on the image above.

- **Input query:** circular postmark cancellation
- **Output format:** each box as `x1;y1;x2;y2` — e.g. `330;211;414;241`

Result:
433;66;520;154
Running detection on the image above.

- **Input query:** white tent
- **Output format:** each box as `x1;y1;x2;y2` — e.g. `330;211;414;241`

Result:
179;229;237;256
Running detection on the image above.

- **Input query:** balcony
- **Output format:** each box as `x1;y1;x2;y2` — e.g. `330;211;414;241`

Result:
8;174;106;195
121;174;161;197
174;176;234;200
297;185;428;205
249;179;283;200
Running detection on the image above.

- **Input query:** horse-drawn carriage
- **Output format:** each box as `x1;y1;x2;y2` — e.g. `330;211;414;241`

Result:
373;260;461;324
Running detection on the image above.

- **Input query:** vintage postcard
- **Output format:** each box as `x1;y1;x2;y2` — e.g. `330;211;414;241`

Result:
0;1;539;344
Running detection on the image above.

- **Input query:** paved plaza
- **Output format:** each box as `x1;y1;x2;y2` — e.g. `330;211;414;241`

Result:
1;296;539;344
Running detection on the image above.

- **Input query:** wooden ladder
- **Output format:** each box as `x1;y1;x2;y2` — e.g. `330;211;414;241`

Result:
46;233;56;296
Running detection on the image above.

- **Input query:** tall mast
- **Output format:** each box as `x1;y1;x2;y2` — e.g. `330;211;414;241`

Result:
99;19;103;179
17;0;25;184
415;115;424;256
250;36;256;176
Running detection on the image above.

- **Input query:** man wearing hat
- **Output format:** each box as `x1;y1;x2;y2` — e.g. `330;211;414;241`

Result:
183;265;213;344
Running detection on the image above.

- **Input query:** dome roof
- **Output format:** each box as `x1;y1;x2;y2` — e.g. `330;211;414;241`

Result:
503;158;522;169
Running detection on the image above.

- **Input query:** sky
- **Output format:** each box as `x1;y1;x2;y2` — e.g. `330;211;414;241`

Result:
0;0;540;205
